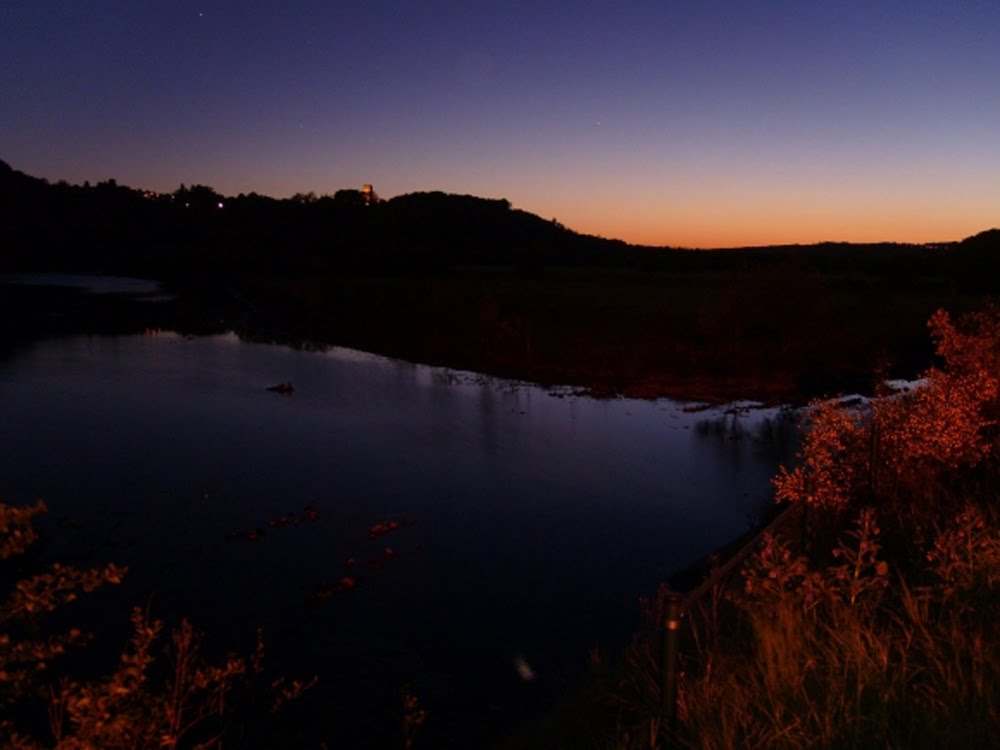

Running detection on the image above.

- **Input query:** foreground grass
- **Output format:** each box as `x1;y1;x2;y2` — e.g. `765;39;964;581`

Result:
668;505;1000;749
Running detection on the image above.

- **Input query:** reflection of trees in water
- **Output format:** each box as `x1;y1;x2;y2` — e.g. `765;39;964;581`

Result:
429;368;528;393
430;368;471;387
694;406;801;465
688;407;803;531
756;408;803;462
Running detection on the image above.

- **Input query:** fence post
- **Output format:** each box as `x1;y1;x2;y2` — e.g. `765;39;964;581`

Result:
660;591;684;743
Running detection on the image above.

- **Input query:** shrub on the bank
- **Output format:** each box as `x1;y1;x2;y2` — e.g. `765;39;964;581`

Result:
0;500;292;749
775;306;999;516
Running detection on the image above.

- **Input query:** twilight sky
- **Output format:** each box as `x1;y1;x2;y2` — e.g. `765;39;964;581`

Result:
2;1;998;247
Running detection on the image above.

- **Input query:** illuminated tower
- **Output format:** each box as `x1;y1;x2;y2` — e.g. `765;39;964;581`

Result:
361;184;379;205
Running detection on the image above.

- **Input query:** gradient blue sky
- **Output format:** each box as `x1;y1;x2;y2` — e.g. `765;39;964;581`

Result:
2;1;998;247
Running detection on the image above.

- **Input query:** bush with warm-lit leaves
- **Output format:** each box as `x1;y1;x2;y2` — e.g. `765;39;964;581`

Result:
0;500;305;749
775;306;999;516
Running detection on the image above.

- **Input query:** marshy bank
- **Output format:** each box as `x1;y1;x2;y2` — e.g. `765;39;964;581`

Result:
8;248;991;407
214;253;994;405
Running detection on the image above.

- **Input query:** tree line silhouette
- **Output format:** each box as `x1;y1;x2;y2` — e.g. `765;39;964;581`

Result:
0;160;634;276
3;158;996;283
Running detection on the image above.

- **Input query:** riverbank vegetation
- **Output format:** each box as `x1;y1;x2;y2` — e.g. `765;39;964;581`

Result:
0;501;317;748
608;306;1000;748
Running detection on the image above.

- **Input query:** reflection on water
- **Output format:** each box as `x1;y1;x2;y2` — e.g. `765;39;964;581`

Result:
694;406;801;456
0;272;168;297
0;332;798;745
693;407;802;524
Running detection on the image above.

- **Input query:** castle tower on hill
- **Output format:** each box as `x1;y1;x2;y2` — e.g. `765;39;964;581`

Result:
361;184;380;205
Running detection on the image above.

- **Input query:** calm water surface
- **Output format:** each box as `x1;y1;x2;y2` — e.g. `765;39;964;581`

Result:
0;330;796;745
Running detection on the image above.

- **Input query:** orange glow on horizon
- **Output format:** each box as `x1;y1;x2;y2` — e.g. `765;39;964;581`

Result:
530;195;998;249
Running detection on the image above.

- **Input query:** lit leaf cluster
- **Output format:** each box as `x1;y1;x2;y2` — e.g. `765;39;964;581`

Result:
6;563;126;620
402;688;428;750
0;499;311;749
775;306;1000;512
925;503;1000;592
740;507;890;616
46;609;254;750
875;308;999;474
773;401;866;510
1;501;125;710
0;500;46;560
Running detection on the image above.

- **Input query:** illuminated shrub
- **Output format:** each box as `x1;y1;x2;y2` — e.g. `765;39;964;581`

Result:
774;400;867;510
775;306;1000;513
0;501;297;749
0;500;125;718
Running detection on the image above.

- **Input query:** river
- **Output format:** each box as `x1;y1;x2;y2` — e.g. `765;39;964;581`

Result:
0;276;798;746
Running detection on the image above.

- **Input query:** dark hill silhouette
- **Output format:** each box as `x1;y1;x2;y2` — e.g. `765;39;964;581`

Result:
960;228;1000;247
952;228;1000;291
2;159;997;283
0;161;637;275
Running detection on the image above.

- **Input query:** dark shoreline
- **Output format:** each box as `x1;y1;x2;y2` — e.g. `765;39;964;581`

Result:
0;276;865;406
